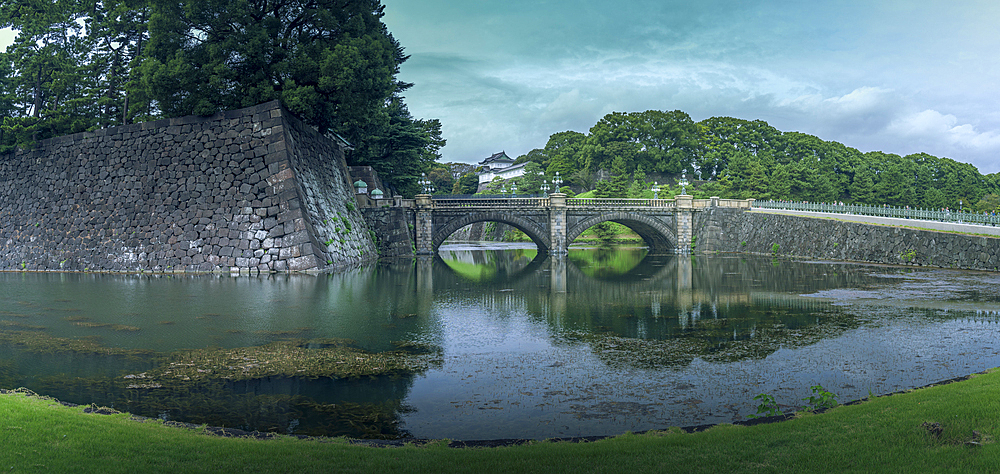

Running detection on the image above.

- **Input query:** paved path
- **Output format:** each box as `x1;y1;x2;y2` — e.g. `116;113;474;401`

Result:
750;208;1000;237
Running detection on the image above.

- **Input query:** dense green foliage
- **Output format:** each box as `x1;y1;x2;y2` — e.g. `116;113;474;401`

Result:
494;111;1000;211
0;0;442;193
0;0;148;146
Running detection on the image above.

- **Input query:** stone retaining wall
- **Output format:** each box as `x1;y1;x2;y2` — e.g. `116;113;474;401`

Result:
0;101;376;272
362;208;415;258
696;208;1000;271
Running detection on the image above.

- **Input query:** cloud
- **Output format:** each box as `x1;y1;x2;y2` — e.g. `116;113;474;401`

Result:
775;87;903;136
385;1;1000;174
888;110;1000;152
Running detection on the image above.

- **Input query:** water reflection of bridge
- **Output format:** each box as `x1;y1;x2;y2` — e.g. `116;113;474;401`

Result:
417;253;848;321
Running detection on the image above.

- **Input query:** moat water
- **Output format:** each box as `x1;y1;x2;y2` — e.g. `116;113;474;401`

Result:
2;244;1000;440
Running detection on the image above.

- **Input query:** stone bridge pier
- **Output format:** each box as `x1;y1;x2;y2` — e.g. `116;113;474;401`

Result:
413;194;753;255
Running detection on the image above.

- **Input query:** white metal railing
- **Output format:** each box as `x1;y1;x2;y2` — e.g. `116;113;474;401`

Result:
753;200;1000;226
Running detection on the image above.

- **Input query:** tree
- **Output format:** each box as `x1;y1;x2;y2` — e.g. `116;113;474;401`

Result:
627;165;651;199
514;148;546;167
85;0;151;126
583;112;640;173
769;163;791;199
869;152;915;206
849;163;876;204
140;0;393;129
632;110;701;174
719;151;769;199
544;130;585;179
453;173;479;194
425;164;454;195
594;155;629;198
0;0;95;148
360;100;443;194
973;194;1000;213
514;161;544;195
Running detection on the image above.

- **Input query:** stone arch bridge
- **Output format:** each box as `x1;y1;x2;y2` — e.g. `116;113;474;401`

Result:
414;194;753;255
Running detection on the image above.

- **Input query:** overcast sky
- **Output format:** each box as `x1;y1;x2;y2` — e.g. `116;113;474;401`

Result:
3;2;998;174
381;0;1000;174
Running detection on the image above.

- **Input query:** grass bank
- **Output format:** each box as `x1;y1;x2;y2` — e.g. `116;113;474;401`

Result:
4;370;1000;473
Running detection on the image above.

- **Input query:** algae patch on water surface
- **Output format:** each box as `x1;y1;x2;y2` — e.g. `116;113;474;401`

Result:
0;327;441;383
0;329;155;358
565;308;862;369
128;338;442;384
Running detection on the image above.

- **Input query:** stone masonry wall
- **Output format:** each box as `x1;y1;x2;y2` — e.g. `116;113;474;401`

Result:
696;208;1000;272
0;101;376;272
362;208;415;258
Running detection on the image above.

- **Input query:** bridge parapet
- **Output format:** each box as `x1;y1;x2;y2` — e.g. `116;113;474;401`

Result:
431;197;550;208
567;198;676;208
715;198;753;209
412;193;754;255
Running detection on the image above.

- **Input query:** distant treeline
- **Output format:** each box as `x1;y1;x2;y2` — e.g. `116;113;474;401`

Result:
439;111;998;212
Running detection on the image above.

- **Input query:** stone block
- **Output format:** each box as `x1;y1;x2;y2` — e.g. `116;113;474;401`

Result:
282;230;310;246
287;255;319;271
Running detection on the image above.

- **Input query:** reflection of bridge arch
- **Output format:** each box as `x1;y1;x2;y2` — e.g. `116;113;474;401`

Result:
431;212;552;252
566;212;677;254
565;254;680;289
432;251;549;287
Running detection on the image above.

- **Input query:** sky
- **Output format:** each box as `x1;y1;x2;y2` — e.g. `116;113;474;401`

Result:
2;3;998;174
380;0;1000;174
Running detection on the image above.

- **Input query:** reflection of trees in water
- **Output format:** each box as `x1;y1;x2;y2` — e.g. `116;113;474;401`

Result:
567;247;648;279
567;305;862;370
30;373;416;439
426;250;901;369
434;250;544;286
438;248;539;283
552;257;892;368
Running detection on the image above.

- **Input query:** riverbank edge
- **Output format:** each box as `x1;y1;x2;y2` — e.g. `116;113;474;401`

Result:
0;369;986;448
6;368;1000;472
0;254;379;275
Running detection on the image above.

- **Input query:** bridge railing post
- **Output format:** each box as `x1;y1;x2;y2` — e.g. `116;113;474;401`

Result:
549;193;568;254
675;194;694;253
415;194;434;255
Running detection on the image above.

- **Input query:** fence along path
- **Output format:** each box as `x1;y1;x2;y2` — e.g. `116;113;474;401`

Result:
753;200;1000;227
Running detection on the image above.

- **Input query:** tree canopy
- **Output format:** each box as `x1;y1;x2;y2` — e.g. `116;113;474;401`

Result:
0;0;441;193
488;110;999;211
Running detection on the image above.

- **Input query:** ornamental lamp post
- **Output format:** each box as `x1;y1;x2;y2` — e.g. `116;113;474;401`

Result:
552;171;563;190
419;173;435;194
418;173;429;194
511;181;518;196
679;172;689;196
652;181;660;200
541;179;550;194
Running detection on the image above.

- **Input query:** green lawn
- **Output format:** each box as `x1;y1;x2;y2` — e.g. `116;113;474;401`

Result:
3;370;1000;473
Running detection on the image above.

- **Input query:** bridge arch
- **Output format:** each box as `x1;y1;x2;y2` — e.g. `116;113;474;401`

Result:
432;211;551;252
566;212;677;254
